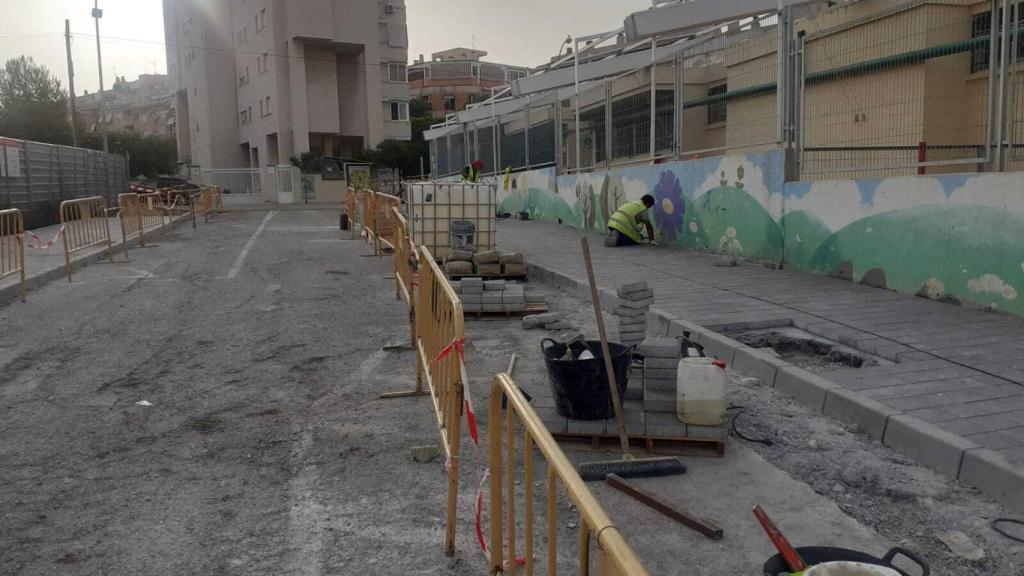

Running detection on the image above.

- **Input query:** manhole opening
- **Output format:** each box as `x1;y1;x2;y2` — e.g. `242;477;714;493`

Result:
730;327;889;374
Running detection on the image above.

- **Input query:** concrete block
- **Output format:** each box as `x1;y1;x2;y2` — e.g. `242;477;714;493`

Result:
483;303;504;312
447;249;474;262
568;418;608;435
618;314;647;326
484;280;507;291
449;281;462;293
410;445;440;463
544;320;577;331
473;250;500;264
460;294;482;304
446;261;473;275
616;282;649;297
462;284;484;295
618;322;647;335
502;295;526;307
883;415;978;479
643;378;677;393
463;302;482;312
645;411;687;438
732;347;790;387
823;388;901;440
697;331;742;364
643;389;676;413
503;262;529;275
461;276;483;287
620;288;654;302
959;448;1024;515
598;288;619;312
686;423;729;440
613;305;647;317
773;366;840;412
477;263;502;275
644;367;678;380
523;314;555;329
618;296;655;310
503;284;524;296
637;337;681;358
644;357;680;370
525;292;547;304
482;293;503;304
498;252;524;264
621;400;646;436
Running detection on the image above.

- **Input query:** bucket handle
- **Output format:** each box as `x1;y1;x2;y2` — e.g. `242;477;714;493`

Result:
882;547;929;576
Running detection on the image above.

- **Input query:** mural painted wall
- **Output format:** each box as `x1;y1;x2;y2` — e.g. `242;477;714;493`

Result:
490;152;1024;317
494;152;788;263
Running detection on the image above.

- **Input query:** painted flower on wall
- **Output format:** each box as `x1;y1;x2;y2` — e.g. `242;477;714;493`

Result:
653;170;685;242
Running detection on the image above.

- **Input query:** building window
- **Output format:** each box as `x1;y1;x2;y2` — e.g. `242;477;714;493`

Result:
258;53;269;74
256;8;267;31
239;67;249;86
236;26;247;46
505;68;527;82
443;94;456;111
388;62;407;83
386;100;409;121
182;14;191;35
972;9;1024;73
707;84;727;125
240;109;249;124
260;96;272;117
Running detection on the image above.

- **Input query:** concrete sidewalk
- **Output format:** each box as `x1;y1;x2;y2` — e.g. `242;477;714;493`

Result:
498;219;1024;514
0;215;185;303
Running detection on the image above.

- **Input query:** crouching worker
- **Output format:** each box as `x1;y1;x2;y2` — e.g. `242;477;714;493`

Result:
605;194;657;247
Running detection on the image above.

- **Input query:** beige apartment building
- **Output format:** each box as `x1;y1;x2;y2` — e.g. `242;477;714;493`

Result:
76;74;176;137
162;0;410;172
408;48;529;118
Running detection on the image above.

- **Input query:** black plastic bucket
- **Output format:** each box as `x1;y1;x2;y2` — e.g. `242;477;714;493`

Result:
541;339;633;420
763;546;929;576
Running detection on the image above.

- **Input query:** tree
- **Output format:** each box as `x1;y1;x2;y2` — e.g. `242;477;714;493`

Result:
81;130;178;178
356;100;438;177
0;56;72;145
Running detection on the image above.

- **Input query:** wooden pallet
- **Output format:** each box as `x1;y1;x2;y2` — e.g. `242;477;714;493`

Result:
464;303;549;320
552;431;725;458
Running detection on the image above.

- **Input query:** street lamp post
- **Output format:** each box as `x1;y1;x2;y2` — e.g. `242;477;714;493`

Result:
93;0;108;152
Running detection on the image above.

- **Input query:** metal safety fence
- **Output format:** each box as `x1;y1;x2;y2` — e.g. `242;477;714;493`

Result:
413;244;466;554
369;191;402;256
345;186;361;240
0;208;26;302
117;193;146;256
59;196;115;281
426;0;1024;180
392;207;417;349
489;373;649;575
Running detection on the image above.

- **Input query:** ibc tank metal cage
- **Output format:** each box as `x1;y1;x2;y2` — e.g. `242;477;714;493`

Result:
404;181;497;259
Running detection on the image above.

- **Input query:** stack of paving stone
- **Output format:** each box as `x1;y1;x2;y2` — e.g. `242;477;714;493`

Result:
636;335;728;441
614;282;654;347
451;279;545;313
444;249;529;277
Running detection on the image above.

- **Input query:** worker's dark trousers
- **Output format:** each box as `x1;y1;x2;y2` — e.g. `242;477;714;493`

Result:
605;229;639;247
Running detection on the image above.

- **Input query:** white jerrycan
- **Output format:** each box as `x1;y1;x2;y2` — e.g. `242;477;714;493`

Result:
676;357;728;426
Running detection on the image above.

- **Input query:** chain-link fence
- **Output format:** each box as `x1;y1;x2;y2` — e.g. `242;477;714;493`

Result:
427;0;1024;182
0;137;128;229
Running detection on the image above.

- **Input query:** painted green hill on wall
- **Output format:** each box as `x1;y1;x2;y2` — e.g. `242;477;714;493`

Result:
780;210;832;270
695;186;783;261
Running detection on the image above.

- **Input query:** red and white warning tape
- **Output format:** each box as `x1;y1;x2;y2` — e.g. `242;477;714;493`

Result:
19;226;64;250
431;337;527;567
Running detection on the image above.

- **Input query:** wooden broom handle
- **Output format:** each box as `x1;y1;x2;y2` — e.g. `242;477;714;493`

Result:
580;237;632;457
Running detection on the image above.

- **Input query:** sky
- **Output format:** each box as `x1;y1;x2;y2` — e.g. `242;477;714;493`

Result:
0;0;652;96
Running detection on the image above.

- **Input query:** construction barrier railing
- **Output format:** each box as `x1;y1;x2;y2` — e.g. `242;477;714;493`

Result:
139;192;166;230
0;208;26;302
117;193;146;255
414;245;466;554
60;196;115;281
489;372;650;575
345;186;360;240
392;207;417;348
371;192;402;256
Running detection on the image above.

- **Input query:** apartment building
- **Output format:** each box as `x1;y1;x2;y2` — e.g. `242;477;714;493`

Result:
408;48;529;118
76;74;177;137
162;0;410;172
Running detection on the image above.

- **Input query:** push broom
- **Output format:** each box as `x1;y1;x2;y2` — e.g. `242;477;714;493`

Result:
576;236;686;481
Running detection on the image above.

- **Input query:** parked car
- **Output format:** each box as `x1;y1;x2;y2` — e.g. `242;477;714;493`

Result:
130;176;200;204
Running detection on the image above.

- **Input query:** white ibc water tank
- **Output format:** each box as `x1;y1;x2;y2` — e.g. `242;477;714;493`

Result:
676;357;728;426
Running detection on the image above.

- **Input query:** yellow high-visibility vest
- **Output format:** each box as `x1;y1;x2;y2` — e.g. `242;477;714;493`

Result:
607;201;647;243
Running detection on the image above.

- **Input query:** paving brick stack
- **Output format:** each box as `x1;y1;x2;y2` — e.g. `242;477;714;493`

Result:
614;282;653;347
452;278;544;313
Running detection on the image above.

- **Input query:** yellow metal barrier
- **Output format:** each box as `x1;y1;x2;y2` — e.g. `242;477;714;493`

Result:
372;192;402;256
138;192;166;230
60;196;114;281
363;189;377;248
346;186;360;239
161;188;196;229
117;193;146;255
414;245;465;554
392;207;417;348
489;373;650;576
0;208;26;302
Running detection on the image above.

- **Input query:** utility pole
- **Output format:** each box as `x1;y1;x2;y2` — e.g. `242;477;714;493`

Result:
93;0;108;152
64;19;78;147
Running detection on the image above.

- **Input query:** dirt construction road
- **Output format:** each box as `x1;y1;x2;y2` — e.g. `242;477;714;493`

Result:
0;209;474;575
